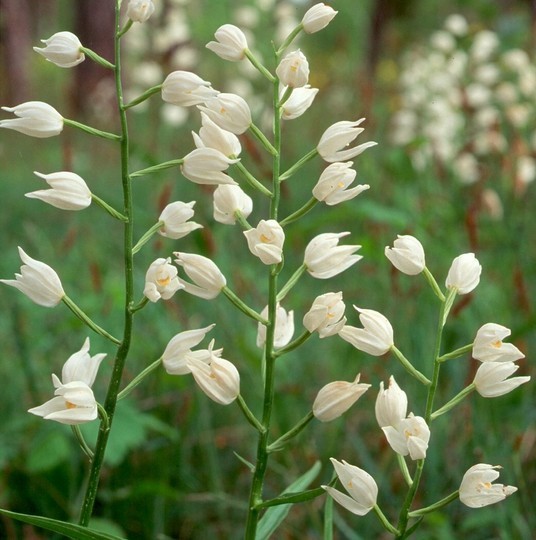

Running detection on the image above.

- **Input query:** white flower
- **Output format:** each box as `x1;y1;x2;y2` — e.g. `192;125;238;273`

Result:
281;85;318;120
213;185;253;225
459;464;518;508
244;219;285;265
126;0;155;23
198;93;252;135
0;101;63;138
257;304;294;348
143;258;182;302
339;307;393;356
382;413;431;460
162;325;217;375
173;252;226;299
302;3;338;34
322;458;378;516
188;348;240;405
445;253;482;294
303;291;346;338
181;148;238;186
1;247;65;307
33;31;85;68
28;338;105;425
161;71;219;107
193;112;241;157
158;201;203;239
375;376;408;428
312;161;369;205
304;232;362;279
313;373;370;422
206;24;248;62
317;119;377;163
276;50;309;88
26;171;91;211
444;14;468;36
474;362;530;398
472;323;524;363
384;235;426;275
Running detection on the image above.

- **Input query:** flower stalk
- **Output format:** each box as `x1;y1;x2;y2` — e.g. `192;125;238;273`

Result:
63;118;121;141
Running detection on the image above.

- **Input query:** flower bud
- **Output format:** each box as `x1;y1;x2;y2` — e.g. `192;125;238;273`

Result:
445;253;482;294
459;464;518;508
1;247;65;307
161;71;219;107
303;291;346;338
244;219;285;265
181;148;239;186
313;373;370;422
143;257;183;302
206;24;248;62
338;307;394;356
304;232;362;279
281;85;318;120
317;119;377;163
382;413;430;460
473;361;530;398
26;171;91;211
472;323;524;363
312;161;369;206
375;376;408;427
276;50;310;88
193;112;241;157
384;235;426;276
173;252;226;299
126;0;155;23
0;101;63;138
197;93;252;134
302;3;338;33
158;201;203;239
33;31;85;68
213;185;253;225
257;304;294;348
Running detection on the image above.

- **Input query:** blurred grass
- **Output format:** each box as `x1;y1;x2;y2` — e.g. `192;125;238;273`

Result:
1;0;535;538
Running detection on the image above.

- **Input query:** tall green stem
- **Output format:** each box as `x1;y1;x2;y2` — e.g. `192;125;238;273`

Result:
78;3;135;526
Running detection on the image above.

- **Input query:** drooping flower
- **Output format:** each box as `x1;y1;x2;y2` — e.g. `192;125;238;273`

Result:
473;361;530;398
317;119;377;163
197;93;252;134
303;291;346;338
126;0;155;23
339;307;394;356
181;148;238;186
304;232;362;279
161;71;219;107
158;201;203;239
213;185;253;225
193;112;242;157
257;304;294;348
313;374;370;422
322;458;378;516
173;252;226;299
459;464;517;508
33;31;85;68
472;323;524;363
1;247;65;307
385;235;426;275
445;253;482;294
312;161;369;205
276;50;310;88
382;413;431;460
206;24;248;62
375;376;408;428
143;257;183;302
243;219;285;265
0;101;63;138
302;3;338;34
26;171;92;211
281;85;318;120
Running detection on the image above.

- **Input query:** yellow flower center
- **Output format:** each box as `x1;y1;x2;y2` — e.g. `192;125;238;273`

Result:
260;233;272;243
65;401;77;409
157;275;171;287
492;339;502;348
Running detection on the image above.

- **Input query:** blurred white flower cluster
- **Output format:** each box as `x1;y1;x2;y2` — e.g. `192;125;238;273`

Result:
391;13;536;200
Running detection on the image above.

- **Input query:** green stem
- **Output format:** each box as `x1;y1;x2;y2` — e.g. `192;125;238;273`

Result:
391;345;431;386
118;358;162;401
71;425;94;461
130;159;184;178
123;84;162;110
117;19;134;39
274;330;311;358
62;295;121;345
129;296;149;314
276;263;307;302
132;221;163;254
395;459;424;536
280;197;318;227
431;384;475;421
91;193;128;222
267;411;314;453
237;395;265;433
222;286;268;324
80;46;115;69
63;118;121;141
279;148;318;181
277;24;304;56
374;504;400;536
249;122;278;156
438;343;473;362
423;266;445;302
235;210;253;230
234;161;273;196
244;49;276;83
408;491;459;517
78;3;135;526
397;453;413;487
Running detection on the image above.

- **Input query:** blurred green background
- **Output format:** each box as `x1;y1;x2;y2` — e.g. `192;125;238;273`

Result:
0;0;534;538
